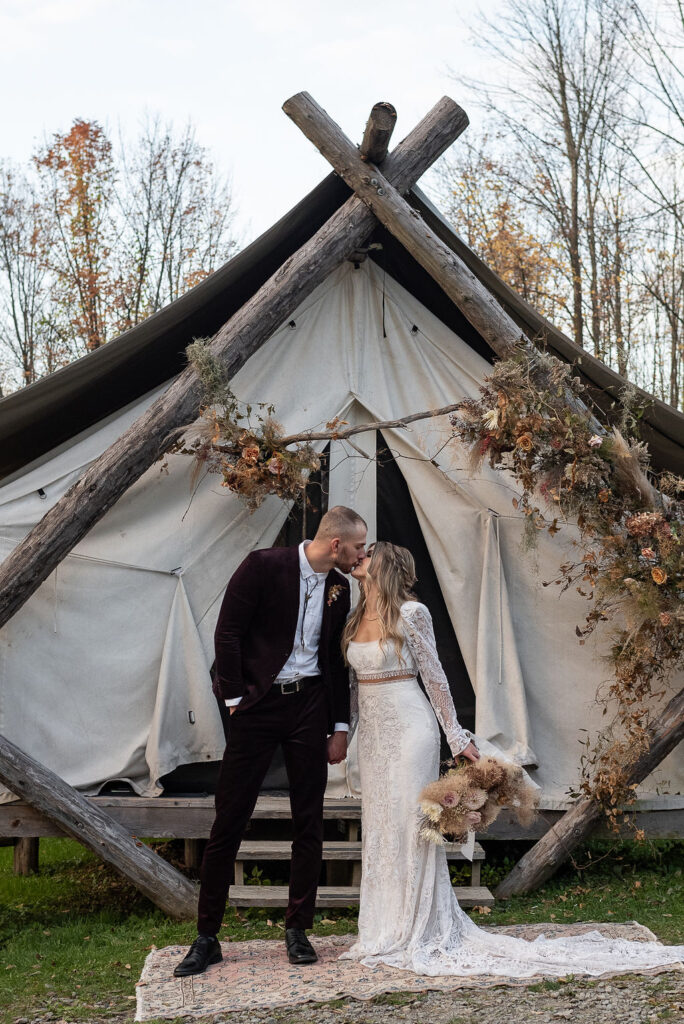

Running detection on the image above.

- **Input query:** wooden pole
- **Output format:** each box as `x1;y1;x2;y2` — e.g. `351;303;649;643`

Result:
0;97;466;630
0;733;198;918
14;836;39;875
184;838;205;872
282;91;539;361
360;102;397;164
495;685;684;897
0;98;468;630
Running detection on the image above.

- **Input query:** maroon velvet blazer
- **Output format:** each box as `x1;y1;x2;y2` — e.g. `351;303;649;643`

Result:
212;545;351;729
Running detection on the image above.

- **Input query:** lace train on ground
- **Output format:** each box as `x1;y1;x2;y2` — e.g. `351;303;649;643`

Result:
343;602;684;978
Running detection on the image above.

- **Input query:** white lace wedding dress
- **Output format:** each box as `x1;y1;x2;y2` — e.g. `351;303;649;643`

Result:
340;600;684;978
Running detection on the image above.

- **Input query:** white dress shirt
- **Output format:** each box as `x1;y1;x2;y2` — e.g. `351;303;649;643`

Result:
225;541;349;732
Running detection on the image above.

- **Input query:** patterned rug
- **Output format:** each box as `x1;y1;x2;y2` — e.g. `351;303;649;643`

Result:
134;922;681;1021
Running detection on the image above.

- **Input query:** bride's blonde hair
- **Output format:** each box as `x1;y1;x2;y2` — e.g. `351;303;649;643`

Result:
342;541;417;664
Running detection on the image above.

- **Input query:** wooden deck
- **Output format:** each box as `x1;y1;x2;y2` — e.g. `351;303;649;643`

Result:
228;884;495;909
1;794;682;840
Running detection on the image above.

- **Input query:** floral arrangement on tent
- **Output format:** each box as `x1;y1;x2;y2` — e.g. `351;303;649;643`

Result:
450;345;684;828
419;755;539;845
177;340;321;510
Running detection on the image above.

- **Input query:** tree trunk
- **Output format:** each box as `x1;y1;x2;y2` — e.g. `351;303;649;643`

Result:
0;732;198;918
495;685;684;898
0;97;469;630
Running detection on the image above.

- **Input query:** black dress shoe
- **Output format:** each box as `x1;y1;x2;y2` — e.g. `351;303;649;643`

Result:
285;927;318;964
173;934;222;976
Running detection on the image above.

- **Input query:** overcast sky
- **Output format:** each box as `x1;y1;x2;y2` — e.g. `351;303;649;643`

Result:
0;0;501;242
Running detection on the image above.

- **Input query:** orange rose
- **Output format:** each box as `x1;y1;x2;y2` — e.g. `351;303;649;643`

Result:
659;611;672;626
598;489;611;503
651;567;668;585
516;433;533;452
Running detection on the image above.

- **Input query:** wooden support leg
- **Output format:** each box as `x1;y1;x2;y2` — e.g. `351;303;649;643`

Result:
183;838;204;872
496;685;684;896
234;861;244;885
470;860;481;887
14;836;39;875
0;733;198;919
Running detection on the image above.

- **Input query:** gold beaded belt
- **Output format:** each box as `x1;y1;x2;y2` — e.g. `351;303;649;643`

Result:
358;672;416;685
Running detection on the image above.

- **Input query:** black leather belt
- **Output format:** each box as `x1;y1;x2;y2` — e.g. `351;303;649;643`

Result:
274;675;322;695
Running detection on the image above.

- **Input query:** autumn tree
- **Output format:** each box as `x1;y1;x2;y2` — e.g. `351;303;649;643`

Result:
0;117;238;392
113;118;237;333
34;120;117;356
0;166;60;387
465;0;636;351
433;138;570;325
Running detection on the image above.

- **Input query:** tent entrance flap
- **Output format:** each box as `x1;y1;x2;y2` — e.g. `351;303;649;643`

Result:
376;430;476;734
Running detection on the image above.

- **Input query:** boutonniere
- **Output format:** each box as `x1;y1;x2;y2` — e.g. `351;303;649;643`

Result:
327;584;344;606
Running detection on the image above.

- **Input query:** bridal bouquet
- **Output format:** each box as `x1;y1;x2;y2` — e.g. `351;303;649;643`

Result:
418;755;539;845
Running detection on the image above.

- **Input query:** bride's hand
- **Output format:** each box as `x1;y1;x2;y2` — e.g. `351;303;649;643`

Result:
457;741;480;763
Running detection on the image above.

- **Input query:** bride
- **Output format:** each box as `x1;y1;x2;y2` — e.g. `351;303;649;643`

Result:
340;540;684;978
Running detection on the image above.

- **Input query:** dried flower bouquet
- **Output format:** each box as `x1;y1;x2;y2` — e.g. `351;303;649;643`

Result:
419;755;539;845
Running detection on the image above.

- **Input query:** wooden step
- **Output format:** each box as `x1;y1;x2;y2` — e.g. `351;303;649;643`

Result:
229;884;495;908
236;840;486;861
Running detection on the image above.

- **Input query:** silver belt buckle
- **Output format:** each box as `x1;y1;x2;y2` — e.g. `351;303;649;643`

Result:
280;677;302;694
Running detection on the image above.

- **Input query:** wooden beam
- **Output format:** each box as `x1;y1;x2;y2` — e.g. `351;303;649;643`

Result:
282;91;540;360
0;97;468;631
359;102;397;164
3;794;682;841
0;733;197;919
495;685;684;897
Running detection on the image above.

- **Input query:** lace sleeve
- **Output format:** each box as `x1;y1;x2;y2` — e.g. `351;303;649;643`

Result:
401;603;471;758
348;666;358;741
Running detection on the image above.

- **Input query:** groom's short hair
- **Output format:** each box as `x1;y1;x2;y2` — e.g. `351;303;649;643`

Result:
316;505;366;540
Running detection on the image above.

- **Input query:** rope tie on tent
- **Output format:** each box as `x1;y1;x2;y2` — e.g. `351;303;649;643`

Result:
64;552;183;576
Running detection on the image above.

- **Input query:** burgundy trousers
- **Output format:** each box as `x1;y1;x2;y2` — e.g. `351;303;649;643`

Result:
197;681;329;936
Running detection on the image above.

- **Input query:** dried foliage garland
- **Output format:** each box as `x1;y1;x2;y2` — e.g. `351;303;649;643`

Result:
180;338;461;509
451;346;684;829
178;340;322;510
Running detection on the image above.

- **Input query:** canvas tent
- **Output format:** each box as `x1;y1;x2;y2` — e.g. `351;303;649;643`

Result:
1;173;683;814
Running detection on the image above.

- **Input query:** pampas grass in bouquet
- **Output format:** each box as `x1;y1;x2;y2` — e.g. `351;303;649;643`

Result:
419;755;539;845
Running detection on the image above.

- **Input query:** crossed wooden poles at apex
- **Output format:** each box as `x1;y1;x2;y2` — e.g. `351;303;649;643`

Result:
0;93;682;913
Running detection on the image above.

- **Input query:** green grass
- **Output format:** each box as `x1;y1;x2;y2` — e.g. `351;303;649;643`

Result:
0;837;683;1024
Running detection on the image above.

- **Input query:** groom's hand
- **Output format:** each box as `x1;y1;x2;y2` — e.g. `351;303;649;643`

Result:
327;731;348;765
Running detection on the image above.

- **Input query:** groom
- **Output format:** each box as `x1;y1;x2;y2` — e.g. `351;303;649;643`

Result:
175;505;367;976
